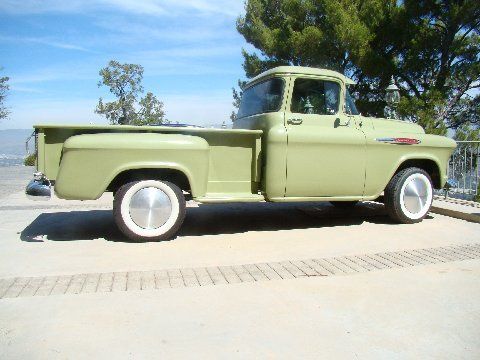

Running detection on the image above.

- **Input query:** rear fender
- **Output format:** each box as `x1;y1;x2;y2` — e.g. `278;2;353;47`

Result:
54;133;209;200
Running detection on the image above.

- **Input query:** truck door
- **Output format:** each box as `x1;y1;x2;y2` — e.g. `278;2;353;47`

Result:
285;77;366;197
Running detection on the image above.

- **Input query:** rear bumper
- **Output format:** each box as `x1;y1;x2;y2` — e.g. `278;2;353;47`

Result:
25;172;51;200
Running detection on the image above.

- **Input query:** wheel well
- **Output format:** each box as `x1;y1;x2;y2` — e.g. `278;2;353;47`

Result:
395;159;441;189
107;168;191;194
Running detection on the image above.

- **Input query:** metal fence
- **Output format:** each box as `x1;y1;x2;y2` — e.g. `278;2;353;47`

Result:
444;141;480;201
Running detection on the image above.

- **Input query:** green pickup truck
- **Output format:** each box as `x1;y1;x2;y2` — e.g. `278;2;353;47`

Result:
26;66;456;241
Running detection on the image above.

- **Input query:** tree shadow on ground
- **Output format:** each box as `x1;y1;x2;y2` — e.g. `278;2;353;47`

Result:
20;202;429;243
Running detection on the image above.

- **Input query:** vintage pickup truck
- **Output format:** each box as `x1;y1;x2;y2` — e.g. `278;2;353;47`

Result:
26;66;456;241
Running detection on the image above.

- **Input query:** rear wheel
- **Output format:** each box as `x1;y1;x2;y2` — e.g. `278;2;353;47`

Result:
384;167;433;224
113;180;186;242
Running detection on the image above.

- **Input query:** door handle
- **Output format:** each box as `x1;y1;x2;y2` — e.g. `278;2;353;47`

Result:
288;118;303;125
335;117;350;127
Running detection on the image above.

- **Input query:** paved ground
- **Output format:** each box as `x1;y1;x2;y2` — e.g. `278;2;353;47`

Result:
0;165;33;199
1;166;480;359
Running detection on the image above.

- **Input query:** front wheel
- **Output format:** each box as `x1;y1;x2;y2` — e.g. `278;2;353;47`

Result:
113;180;186;242
384;167;433;224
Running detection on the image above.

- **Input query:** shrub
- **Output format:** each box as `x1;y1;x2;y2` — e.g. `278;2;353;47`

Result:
24;153;36;166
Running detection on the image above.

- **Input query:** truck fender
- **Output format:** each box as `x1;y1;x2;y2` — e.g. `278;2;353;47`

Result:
387;154;443;190
55;133;210;200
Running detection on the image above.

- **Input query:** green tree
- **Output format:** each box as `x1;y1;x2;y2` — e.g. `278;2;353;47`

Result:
235;0;480;135
96;60;167;125
0;67;9;120
24;153;36;166
230;80;247;121
135;92;166;126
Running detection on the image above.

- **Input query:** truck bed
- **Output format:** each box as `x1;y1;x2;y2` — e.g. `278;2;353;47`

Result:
34;124;263;200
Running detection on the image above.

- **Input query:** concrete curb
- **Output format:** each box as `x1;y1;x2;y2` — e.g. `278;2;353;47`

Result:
433;195;480;209
431;206;480;224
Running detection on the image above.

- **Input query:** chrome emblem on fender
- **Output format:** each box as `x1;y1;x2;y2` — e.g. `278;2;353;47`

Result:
375;137;421;145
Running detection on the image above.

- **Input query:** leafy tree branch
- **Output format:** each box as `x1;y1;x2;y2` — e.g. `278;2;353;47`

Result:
234;0;480;136
95;60;167;125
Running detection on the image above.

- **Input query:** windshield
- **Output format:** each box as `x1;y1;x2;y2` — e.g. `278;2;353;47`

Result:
237;78;284;119
345;89;360;115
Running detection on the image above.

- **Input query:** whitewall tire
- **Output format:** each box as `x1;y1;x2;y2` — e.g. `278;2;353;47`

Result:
384;167;433;224
113;180;186;242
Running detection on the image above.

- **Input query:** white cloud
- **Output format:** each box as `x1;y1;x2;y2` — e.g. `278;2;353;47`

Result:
8;40;241;85
93;17;233;43
0;0;244;17
28;39;91;52
7;57;236;87
0;0;88;14
9;63;97;84
0;35;91;52
9;86;43;94
131;58;239;77
136;45;240;59
102;0;167;15
162;0;244;17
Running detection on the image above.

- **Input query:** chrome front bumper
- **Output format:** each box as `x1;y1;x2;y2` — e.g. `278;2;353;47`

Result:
25;172;51;200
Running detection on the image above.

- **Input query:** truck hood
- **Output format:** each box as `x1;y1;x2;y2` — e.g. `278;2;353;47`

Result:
366;117;425;134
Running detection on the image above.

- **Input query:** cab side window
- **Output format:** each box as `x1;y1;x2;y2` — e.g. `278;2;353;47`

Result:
291;78;340;115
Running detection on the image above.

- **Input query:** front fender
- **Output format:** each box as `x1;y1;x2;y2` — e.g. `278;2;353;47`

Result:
55;133;209;200
364;146;454;197
389;154;444;186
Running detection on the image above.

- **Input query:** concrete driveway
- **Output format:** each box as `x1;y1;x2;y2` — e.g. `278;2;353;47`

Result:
1;166;479;359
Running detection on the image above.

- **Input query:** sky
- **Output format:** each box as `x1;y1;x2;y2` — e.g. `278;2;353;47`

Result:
0;0;251;130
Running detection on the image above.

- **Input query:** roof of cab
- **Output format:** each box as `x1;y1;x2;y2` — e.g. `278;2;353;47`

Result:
246;66;356;87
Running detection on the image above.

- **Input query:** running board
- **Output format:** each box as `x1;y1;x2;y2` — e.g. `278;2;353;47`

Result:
195;193;265;203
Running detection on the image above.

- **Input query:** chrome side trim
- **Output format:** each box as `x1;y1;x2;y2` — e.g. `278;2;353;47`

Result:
375;137;421;145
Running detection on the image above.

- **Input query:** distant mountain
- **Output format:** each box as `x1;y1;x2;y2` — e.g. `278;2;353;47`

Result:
0;129;35;166
0;129;34;156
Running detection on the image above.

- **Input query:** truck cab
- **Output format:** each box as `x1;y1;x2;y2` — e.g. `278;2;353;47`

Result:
234;66;455;202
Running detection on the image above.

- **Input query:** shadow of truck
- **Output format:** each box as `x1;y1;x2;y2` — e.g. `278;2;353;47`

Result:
20;202;395;243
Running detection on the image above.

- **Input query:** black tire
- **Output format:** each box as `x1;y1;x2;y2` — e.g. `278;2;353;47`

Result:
373;195;384;203
330;201;359;208
113;180;186;242
384;167;433;224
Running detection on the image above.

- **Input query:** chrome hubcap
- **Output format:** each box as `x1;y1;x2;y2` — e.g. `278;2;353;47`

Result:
129;187;172;229
402;177;429;215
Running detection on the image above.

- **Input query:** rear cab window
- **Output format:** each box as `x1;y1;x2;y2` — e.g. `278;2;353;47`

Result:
237;78;284;119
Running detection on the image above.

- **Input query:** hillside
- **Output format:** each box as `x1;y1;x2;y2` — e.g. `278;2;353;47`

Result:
0;129;34;166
